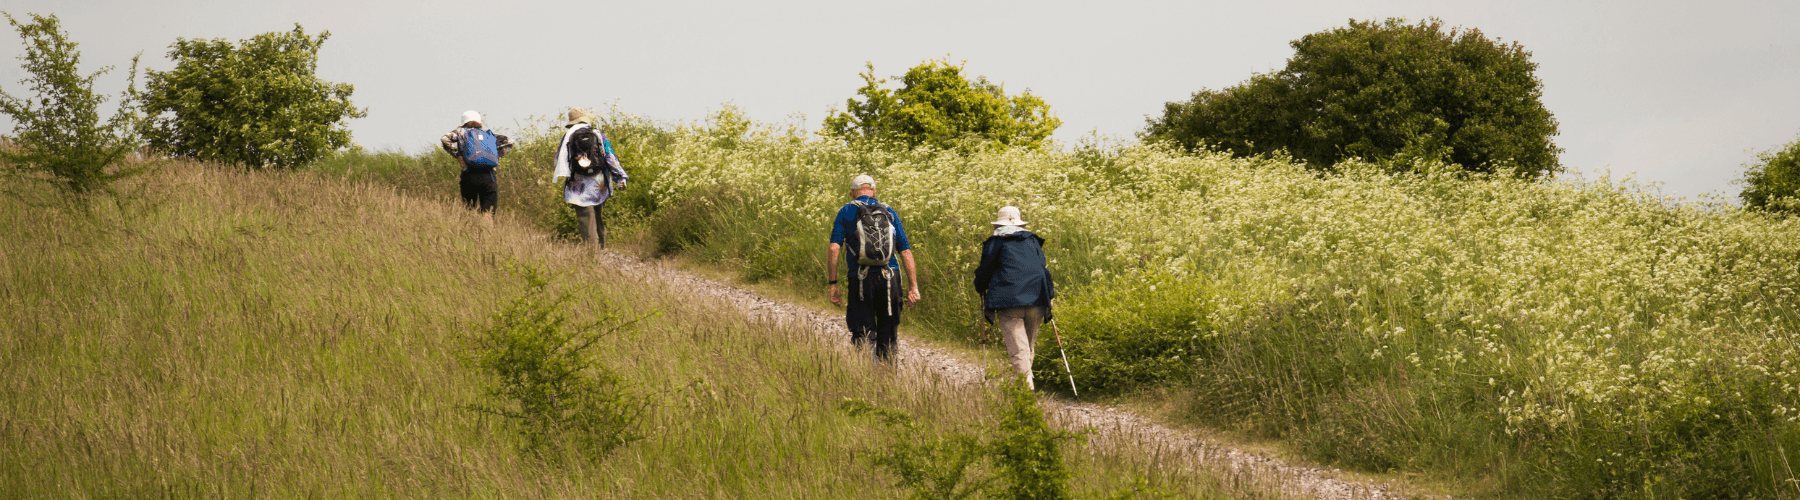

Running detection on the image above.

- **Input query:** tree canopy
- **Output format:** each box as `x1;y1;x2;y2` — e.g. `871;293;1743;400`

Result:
140;24;365;169
1739;136;1800;214
0;12;143;194
823;59;1060;151
1145;18;1562;179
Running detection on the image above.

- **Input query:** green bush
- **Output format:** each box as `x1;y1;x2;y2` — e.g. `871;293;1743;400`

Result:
824;59;1061;152
1045;269;1216;396
141;24;365;169
1738;136;1800;214
0;12;144;194
841;377;1075;500
464;265;652;459
1145;17;1561;178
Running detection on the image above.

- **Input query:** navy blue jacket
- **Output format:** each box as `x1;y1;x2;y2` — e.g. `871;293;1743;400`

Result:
973;227;1056;322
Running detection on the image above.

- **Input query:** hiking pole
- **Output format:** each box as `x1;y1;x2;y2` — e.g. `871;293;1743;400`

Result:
1048;318;1079;397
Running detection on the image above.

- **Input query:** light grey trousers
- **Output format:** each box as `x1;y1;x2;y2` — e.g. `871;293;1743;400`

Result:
573;204;605;254
995;305;1048;390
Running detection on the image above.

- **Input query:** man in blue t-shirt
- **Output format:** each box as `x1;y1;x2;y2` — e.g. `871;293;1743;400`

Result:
827;174;921;362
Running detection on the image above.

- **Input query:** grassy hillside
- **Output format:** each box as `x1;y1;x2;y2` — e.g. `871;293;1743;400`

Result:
0;161;1256;498
334;106;1800;499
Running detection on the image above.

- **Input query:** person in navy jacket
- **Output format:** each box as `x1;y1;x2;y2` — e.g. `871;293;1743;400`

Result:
973;206;1056;389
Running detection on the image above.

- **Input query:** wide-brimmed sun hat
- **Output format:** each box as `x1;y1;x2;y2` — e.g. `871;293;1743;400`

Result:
991;206;1027;226
566;108;592;127
461;110;482;127
851;174;876;190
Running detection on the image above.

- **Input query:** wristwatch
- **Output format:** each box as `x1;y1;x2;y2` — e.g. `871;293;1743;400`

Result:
828;279;839;285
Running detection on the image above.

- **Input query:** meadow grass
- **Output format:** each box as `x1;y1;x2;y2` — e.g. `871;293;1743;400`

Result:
398;106;1800;499
0;160;1269;498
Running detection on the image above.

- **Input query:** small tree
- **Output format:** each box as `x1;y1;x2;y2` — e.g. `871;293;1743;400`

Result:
1738;136;1800;214
824;59;1061;151
0;12;143;194
140;24;365;169
1146;18;1562;178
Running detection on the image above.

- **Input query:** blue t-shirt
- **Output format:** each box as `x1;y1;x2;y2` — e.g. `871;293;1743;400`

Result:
829;195;912;271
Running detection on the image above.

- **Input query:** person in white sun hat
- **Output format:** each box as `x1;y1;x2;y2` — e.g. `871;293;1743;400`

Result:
827;174;920;364
973;205;1056;389
439;110;516;224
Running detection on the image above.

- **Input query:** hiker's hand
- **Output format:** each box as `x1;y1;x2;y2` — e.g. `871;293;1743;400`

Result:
907;287;921;305
616;180;627;190
829;284;843;306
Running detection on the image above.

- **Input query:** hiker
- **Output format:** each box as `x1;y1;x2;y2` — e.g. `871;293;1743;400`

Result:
973;206;1056;390
828;174;921;363
439;110;516;224
552;108;629;254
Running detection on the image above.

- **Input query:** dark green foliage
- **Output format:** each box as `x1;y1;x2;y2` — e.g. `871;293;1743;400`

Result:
1048;270;1214;396
1146;18;1561;178
989;378;1074;500
824;59;1061;151
141;24;366;169
840;378;1075;500
1738;136;1800;214
840;398;995;500
464;266;651;459
0;12;143;194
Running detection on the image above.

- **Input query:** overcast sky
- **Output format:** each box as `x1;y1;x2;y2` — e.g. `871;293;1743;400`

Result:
3;0;1796;200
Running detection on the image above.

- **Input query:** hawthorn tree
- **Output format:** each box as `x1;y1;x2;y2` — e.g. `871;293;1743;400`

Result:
824;59;1060;151
140;24;365;169
0;12;144;194
1146;18;1562;178
1738;136;1800;214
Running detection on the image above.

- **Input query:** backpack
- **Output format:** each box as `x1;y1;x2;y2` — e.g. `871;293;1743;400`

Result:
848;200;896;268
460;128;500;168
566;127;607;178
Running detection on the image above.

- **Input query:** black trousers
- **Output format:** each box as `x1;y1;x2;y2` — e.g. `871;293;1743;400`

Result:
845;267;904;362
460;170;497;213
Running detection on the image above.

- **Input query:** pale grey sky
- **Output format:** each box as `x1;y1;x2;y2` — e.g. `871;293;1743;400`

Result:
2;0;1796;199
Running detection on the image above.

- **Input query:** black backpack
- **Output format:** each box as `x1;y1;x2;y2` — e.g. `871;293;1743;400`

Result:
848;200;896;267
567;127;607;178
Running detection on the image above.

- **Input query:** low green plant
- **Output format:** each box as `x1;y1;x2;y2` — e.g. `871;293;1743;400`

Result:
842;377;1077;500
0;12;144;195
464;265;653;459
1046;269;1218;395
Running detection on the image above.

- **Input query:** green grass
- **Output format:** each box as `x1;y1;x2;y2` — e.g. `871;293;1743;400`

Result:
0;160;1268;498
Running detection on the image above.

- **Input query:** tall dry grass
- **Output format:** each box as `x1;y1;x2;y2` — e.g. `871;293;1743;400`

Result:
0;160;1266;498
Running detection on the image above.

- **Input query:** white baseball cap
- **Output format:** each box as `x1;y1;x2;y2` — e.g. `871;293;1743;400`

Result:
991;206;1027;226
460;110;482;127
851;174;876;190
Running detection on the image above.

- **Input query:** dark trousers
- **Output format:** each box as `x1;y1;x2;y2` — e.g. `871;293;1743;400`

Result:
573;203;605;253
460;170;497;213
845;267;903;362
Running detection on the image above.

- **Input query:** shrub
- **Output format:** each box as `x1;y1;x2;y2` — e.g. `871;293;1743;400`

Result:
0;12;144;194
1046;269;1216;396
141;24;365;169
1145;17;1561;178
823;59;1061;151
1738;136;1800;214
840;377;1074;500
464;265;652;459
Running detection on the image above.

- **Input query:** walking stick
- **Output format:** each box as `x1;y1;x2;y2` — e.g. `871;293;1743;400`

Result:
1048;318;1079;397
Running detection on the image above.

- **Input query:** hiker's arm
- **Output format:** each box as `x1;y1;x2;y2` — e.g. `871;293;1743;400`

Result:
439;131;459;156
827;243;843;306
973;240;997;297
901;249;920;304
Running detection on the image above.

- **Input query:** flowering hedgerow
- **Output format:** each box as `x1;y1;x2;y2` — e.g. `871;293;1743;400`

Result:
630;106;1800;497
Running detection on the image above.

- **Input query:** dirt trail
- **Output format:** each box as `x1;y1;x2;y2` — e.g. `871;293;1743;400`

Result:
597;249;1416;500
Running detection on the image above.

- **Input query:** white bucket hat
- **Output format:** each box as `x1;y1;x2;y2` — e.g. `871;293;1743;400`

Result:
566;107;592;127
851;174;876;190
991;206;1027;226
460;110;482;127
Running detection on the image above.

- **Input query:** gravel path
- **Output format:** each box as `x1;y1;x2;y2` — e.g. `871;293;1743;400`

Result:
598;249;1416;500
